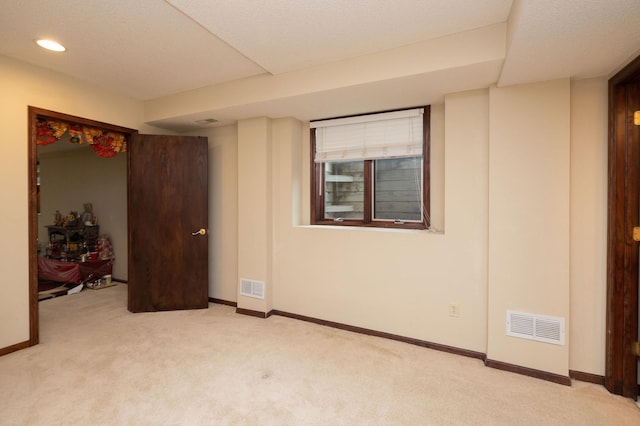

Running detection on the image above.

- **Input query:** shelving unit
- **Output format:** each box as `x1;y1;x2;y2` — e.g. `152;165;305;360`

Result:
46;225;99;259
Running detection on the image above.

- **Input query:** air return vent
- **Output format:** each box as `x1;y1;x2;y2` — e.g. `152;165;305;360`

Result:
195;118;218;125
240;279;265;299
506;310;565;345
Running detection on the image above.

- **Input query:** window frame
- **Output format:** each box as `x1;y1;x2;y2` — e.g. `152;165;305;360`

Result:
310;106;430;230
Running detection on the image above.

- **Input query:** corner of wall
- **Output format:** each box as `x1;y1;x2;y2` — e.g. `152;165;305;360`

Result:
237;117;273;314
487;78;571;376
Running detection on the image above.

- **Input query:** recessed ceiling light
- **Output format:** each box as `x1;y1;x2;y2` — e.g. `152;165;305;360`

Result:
35;39;66;52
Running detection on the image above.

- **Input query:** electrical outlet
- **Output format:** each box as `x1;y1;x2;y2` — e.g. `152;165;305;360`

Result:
449;303;460;318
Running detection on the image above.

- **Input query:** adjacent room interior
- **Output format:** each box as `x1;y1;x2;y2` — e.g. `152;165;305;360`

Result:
35;115;127;300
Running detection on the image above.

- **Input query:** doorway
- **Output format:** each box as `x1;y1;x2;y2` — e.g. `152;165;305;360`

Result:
28;107;210;345
606;54;640;399
27;107;136;345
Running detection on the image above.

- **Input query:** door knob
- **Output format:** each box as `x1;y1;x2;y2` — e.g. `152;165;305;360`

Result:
191;228;207;236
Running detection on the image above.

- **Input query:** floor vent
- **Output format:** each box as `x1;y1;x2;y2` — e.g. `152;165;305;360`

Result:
506;310;565;345
240;279;265;299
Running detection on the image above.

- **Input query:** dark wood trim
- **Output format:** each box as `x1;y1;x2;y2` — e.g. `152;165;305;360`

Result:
422;105;431;227
312;217;427;230
569;370;605;386
236;307;271;318
310;131;322;224
0;340;30;357
30;107;137;134
209;298;237;307
610;54;640;85
486;359;572;386
28;107;39;347
27;106;137;352
270;309;486;361
605;55;640;399
363;160;372;222
256;322;569;388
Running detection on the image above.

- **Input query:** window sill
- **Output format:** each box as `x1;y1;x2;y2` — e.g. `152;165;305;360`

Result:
298;224;443;235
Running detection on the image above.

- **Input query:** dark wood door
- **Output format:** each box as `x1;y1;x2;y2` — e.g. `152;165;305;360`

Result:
606;55;640;399
128;134;209;312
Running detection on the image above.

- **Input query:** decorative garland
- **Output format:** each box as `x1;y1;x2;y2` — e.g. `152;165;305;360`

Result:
36;118;127;158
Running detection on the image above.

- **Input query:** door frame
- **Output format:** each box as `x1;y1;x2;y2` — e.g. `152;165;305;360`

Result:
606;54;640;398
27;106;136;346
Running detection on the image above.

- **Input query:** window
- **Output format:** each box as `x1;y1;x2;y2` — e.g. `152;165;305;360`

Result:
310;106;430;229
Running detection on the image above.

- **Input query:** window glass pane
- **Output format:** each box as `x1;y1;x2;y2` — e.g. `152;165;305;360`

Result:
324;161;364;220
374;157;422;221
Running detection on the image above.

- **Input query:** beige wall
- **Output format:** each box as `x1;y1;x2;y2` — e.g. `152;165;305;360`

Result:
231;78;607;377
264;92;490;353
236;118;274;313
38;148;127;280
0;50;612;379
487;79;571;376
569;78;608;375
184;125;239;302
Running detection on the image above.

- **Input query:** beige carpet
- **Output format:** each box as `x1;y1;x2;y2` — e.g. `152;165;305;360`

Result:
1;284;639;425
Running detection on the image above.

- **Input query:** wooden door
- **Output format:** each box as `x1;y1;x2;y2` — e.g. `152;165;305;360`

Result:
128;134;209;312
606;55;640;399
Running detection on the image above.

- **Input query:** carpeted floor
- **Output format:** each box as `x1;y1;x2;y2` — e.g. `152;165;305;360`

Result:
2;284;639;425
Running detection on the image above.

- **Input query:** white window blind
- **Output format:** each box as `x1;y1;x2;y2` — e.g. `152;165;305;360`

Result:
311;108;424;163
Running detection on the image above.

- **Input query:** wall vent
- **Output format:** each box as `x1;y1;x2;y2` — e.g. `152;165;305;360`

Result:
195;118;218;125
240;279;265;299
506;310;565;345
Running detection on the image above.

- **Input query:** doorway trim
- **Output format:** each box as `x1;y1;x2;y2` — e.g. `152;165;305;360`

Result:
27;107;136;346
606;54;640;398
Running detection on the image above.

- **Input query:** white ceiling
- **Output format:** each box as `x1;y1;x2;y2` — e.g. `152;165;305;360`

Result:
1;0;640;131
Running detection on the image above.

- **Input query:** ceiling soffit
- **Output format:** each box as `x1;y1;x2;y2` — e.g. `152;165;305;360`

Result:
145;23;507;131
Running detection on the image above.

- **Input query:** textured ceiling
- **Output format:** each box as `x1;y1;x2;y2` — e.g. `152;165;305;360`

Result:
166;0;512;75
1;0;639;131
499;0;640;86
0;0;266;99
